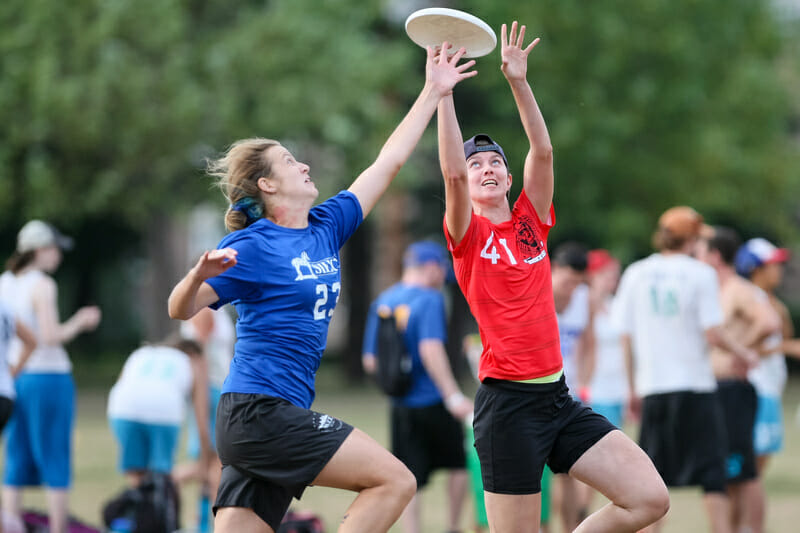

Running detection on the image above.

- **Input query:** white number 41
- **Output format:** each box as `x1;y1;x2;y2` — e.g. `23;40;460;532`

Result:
480;232;517;265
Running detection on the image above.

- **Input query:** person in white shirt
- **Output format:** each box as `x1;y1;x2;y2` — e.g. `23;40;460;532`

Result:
614;206;757;533
174;306;235;531
0;220;101;533
586;249;628;428
550;242;594;533
107;338;212;490
0;302;37;431
735;238;796;470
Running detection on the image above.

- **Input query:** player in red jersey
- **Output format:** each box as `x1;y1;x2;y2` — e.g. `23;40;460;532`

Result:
436;22;669;533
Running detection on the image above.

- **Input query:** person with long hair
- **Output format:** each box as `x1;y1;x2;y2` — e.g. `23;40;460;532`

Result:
168;44;476;533
0;220;101;533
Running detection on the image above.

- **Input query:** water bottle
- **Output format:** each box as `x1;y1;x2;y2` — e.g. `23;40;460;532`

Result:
198;485;211;533
109;517;134;533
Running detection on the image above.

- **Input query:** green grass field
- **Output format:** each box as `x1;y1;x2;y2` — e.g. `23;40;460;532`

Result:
3;372;800;532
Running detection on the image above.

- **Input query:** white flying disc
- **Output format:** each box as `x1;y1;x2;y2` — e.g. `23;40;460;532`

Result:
405;7;497;58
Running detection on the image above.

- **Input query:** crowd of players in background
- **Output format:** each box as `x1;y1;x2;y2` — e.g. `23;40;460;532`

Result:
0;213;797;533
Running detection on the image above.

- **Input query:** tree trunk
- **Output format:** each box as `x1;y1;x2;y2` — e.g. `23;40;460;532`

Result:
142;214;187;342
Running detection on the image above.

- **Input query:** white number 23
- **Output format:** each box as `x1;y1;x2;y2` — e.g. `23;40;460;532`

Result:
313;282;341;320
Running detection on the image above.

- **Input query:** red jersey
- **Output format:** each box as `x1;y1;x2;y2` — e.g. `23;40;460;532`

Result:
444;191;562;381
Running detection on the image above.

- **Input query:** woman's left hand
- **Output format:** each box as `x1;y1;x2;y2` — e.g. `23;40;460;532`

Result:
426;42;477;96
501;21;540;82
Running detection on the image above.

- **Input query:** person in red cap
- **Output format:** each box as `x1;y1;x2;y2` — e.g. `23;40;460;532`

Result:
436;20;668;533
615;208;760;533
735;237;797;530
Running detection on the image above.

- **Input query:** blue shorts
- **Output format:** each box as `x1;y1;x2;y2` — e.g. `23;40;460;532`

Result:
591;401;625;428
109;418;181;473
4;373;75;488
186;385;222;459
753;394;783;456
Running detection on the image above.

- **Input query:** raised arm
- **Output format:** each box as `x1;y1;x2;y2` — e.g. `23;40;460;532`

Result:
348;44;476;217
501;22;553;222
168;249;237;320
438;94;472;244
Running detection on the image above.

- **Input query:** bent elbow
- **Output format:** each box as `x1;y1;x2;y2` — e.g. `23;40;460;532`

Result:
534;144;553;161
442;169;467;187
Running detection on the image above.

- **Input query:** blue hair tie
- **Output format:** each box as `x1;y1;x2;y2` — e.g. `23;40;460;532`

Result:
230;197;263;225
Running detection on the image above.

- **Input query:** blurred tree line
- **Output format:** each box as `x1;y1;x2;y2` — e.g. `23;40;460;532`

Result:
0;0;798;381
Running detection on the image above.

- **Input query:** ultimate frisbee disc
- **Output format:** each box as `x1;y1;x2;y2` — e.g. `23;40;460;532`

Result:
405;7;497;58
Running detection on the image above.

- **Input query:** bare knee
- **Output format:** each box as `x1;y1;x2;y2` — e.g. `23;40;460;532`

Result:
634;477;670;524
385;462;417;504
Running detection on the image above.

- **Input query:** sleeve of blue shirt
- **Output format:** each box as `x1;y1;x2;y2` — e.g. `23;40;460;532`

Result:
362;301;379;355
415;291;448;343
310;191;364;250
206;232;263;309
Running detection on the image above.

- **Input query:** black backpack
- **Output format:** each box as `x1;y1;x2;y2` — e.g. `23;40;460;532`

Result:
374;304;413;397
101;472;181;533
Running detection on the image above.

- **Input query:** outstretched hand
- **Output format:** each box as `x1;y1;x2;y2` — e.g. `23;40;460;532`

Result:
501;21;540;81
426;42;477;97
192;248;238;281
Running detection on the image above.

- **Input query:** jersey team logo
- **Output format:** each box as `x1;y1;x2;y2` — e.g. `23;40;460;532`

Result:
514;216;547;264
292;252;340;281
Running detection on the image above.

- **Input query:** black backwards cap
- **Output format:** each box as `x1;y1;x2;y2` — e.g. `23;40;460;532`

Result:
463;134;509;169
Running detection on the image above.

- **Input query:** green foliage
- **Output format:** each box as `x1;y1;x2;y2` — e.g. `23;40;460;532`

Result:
0;0;418;226
459;0;799;258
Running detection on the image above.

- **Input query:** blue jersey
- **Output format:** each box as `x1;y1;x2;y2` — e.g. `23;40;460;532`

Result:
363;283;448;408
207;191;363;408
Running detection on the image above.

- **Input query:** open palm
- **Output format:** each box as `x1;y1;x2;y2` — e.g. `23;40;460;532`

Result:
501;21;540;81
426;42;478;96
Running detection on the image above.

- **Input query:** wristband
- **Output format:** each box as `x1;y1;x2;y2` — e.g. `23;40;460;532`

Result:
445;392;466;410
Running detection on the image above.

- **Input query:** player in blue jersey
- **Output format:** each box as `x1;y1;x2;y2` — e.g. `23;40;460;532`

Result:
168;44;476;533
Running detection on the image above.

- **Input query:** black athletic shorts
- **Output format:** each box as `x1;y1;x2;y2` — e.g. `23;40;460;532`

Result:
717;379;758;483
0;396;13;432
639;390;727;493
213;393;354;530
473;375;616;494
391;401;466;489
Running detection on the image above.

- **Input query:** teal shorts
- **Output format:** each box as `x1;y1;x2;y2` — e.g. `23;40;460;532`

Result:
753;394;783;456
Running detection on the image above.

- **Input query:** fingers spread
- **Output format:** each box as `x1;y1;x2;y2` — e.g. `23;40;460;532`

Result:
517;25;526;47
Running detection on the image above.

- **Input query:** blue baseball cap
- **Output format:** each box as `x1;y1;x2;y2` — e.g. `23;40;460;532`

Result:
734;238;790;278
403;241;455;282
463;134;508;169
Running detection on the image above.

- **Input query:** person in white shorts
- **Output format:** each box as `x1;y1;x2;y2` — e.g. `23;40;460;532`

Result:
613;206;758;533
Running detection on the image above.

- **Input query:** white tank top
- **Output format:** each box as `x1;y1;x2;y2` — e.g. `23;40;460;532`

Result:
107;345;193;425
181;307;235;389
0;270;71;373
557;284;590;391
748;332;787;398
0;303;17;399
589;297;628;403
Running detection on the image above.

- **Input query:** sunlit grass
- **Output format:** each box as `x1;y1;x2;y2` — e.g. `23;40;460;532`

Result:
2;372;798;532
